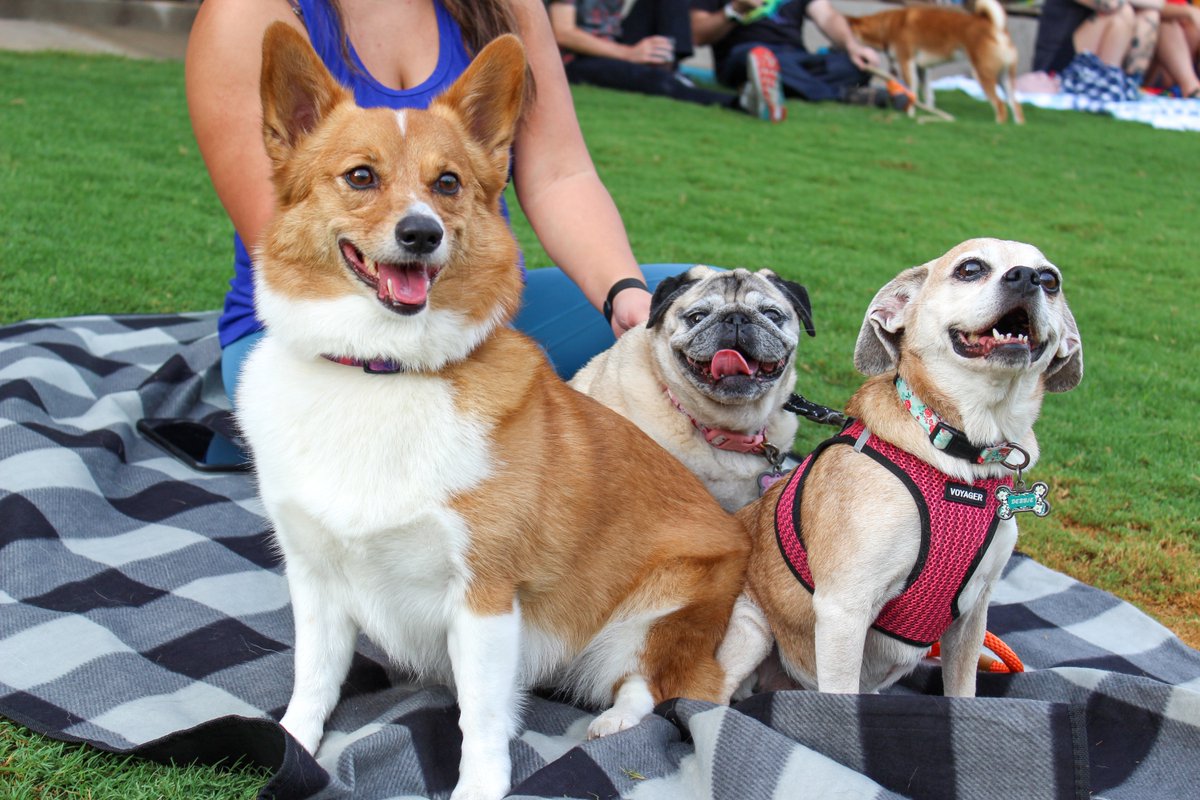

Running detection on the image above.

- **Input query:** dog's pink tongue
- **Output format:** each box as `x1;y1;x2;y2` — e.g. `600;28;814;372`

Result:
377;262;429;306
711;349;756;379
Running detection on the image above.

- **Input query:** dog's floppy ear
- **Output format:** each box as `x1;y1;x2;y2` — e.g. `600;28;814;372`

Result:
435;34;527;177
1044;300;1083;393
646;270;701;330
765;273;815;338
260;22;350;168
853;266;928;375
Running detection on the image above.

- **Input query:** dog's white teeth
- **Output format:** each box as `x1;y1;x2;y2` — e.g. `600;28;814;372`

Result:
990;328;1028;344
386;278;394;296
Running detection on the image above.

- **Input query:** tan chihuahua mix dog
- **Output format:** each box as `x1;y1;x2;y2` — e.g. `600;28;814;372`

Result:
719;239;1081;699
238;26;747;800
848;0;1024;124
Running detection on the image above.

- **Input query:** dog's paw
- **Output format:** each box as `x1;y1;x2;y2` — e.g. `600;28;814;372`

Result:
279;710;324;755
729;674;757;702
586;707;646;740
449;775;509;800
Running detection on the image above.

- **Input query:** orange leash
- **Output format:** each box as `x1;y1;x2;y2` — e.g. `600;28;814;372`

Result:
928;631;1025;673
981;631;1025;673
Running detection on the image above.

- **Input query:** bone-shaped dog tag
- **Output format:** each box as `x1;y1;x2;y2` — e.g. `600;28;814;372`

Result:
758;469;785;496
995;481;1051;520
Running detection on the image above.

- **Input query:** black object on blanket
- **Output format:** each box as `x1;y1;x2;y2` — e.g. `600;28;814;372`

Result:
2;312;1199;800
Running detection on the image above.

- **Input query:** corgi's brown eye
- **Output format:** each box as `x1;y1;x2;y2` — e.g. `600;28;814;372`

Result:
954;259;988;281
1037;269;1061;293
435;173;460;195
344;167;377;190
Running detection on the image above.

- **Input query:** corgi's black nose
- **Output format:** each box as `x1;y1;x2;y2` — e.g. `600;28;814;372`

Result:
1003;266;1041;295
396;215;443;256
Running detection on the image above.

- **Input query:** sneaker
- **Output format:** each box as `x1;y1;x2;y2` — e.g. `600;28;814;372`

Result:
741;46;786;122
841;85;890;108
884;77;915;112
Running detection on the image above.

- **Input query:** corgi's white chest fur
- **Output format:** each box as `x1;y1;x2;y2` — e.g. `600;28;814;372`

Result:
238;335;494;679
241;335;492;533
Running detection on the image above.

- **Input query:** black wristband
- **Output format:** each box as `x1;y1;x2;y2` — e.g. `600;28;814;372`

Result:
602;278;650;325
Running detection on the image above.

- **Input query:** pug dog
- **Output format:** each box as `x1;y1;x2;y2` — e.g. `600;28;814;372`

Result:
571;266;815;512
722;239;1083;699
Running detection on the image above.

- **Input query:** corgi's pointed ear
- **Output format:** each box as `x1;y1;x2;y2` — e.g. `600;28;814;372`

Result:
260;22;349;167
854;265;928;375
435;34;527;168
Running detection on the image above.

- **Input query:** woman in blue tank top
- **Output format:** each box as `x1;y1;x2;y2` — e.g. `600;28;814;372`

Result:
188;0;684;398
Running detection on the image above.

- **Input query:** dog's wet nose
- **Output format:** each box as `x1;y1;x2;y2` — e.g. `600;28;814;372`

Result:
396;215;443;256
724;313;750;327
1003;266;1041;295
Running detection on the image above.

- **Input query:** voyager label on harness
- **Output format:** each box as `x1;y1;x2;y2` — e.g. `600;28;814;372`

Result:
774;419;1013;647
944;482;987;508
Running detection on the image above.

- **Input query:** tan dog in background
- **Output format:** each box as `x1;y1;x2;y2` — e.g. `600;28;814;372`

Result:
238;26;748;800
720;239;1081;699
848;0;1024;123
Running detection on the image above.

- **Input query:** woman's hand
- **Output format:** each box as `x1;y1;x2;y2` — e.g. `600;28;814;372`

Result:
628;35;675;65
610;286;652;337
847;40;881;70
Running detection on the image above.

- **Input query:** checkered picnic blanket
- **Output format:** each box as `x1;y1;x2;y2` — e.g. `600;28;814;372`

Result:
930;75;1200;132
2;312;1199;800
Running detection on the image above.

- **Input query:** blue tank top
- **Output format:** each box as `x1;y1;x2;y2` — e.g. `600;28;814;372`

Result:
218;0;478;347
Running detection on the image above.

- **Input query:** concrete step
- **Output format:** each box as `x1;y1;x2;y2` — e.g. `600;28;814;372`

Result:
0;0;195;59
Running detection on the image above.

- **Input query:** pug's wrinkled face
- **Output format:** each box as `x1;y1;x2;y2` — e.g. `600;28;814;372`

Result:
647;267;815;403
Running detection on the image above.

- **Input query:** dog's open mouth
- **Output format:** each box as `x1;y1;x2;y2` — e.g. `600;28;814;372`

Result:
950;306;1047;361
684;349;784;384
340;239;440;314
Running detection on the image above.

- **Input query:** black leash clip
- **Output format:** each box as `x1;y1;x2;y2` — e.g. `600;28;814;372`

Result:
783;393;848;428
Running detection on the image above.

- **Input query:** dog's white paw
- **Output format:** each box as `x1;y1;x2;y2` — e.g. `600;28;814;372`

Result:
449;775;509;800
279;709;324;755
730;674;756;702
586;707;646;740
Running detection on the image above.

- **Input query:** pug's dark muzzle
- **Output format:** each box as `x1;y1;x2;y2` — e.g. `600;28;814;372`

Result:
676;315;791;400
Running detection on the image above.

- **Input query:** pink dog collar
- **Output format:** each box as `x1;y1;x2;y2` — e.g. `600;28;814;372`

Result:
662;386;766;453
322;354;407;374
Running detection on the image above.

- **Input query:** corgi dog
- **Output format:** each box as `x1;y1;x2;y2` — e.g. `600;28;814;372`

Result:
848;0;1025;124
236;24;748;800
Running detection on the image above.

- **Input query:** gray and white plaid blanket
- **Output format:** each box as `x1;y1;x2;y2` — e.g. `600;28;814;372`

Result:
2;312;1198;800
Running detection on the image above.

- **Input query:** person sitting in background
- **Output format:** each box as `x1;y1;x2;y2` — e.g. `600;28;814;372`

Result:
1111;0;1200;97
688;0;886;122
546;0;769;116
1033;0;1136;76
1031;0;1182;100
1145;0;1200;96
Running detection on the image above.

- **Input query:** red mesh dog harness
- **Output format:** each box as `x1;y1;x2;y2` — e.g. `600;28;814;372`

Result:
774;419;1012;647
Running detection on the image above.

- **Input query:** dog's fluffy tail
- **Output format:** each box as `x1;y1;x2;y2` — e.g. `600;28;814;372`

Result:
974;0;1007;30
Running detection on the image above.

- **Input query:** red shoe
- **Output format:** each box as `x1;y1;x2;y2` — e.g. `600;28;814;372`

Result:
741;46;786;122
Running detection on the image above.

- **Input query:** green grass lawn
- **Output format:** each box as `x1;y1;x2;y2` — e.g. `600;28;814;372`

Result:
1;50;1197;798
